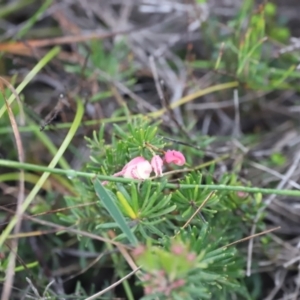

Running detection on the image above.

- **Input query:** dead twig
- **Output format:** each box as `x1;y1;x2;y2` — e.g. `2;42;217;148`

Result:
84;267;141;300
247;151;300;277
181;191;214;229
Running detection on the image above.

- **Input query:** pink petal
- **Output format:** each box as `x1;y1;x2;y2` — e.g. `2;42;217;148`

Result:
123;164;138;179
123;156;146;170
112;156;153;180
119;156;147;178
122;159;152;179
151;155;163;177
164;150;186;166
136;161;152;179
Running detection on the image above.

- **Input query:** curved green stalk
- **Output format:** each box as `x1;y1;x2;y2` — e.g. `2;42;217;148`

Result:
0;46;60;119
0;172;75;194
0;0;36;18
0;98;84;248
28;118;70;170
0;172;51;190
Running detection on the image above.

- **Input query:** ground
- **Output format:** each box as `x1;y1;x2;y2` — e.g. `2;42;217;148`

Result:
1;1;300;299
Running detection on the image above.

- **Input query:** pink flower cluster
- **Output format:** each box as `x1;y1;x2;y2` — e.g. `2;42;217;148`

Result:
142;270;185;297
113;150;185;180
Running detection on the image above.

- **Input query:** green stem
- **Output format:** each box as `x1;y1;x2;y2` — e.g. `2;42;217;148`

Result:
0;99;84;248
28;118;70;170
1;159;300;197
0;46;60;119
0;0;36;18
15;0;53;39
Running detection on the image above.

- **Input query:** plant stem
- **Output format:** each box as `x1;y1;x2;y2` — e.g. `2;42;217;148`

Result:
1;159;300;197
0;46;60;119
0;0;36;18
0;98;84;248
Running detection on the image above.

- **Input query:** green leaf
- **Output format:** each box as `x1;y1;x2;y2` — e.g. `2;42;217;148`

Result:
149;205;177;218
131;183;139;213
270;152;286;166
94;179;138;245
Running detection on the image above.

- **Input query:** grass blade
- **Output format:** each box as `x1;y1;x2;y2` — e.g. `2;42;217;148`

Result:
0;46;60;119
0;98;84;248
94;179;138;246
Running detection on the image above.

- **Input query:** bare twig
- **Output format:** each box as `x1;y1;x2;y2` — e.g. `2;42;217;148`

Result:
40;93;70;131
26;278;41;299
108;230;142;279
232;89;241;137
249;161;300;190
222;226;280;249
264;269;287;300
293;264;300;300
247;151;300;276
0;205;132;249
43;279;55;298
181;191;214;229
84;267;141;300
149;55;190;137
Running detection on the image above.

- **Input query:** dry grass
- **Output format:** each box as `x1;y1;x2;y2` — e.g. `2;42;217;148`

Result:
1;0;300;299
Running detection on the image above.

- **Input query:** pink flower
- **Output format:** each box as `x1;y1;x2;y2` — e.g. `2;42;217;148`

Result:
124;160;152;179
164;150;186;166
171;243;185;255
186;252;197;262
114;156;152;180
131;245;146;257
151;155;164;177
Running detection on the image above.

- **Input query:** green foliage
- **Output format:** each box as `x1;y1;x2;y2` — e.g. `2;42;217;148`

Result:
53;117;264;299
270;152;287;166
199;0;299;91
90;38;135;79
86;117;166;175
231;1;293;89
94;178;138;245
64;38;136;105
2;1;292;298
133;225;249;300
264;2;290;42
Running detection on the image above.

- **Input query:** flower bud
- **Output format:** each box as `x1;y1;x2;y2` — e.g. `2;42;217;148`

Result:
164;150;186;166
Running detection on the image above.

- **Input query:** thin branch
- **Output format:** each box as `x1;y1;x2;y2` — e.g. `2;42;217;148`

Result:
247;151;300;276
0;205;132;249
26;278;41;299
84;267;141;300
149;55;190;137
181;191;214;229
222;226;280;248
